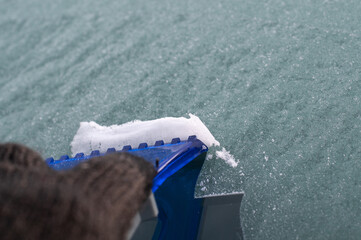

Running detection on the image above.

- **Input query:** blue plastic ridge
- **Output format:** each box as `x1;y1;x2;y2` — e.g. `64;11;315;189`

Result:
90;150;100;156
59;155;69;160
188;135;197;141
155;140;164;146
106;148;116;153
171;138;181;144
75;153;84;158
47;135;200;162
122;145;132;151
138;143;148;149
45;157;54;164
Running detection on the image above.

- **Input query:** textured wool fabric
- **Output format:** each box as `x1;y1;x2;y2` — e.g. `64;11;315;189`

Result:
0;143;156;240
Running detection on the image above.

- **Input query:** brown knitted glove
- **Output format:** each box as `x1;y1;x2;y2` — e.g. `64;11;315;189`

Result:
0;143;156;240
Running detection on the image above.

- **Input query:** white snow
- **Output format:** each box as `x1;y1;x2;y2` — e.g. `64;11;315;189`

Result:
71;114;238;167
216;147;238;167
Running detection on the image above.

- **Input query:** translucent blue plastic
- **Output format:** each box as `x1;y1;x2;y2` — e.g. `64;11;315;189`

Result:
46;135;207;192
46;135;208;239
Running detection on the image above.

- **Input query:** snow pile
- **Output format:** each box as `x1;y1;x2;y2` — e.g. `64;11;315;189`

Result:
71;114;238;167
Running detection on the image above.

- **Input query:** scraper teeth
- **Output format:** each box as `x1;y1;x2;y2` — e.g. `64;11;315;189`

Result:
138;143;148;149
59;155;69;160
75;153;84;158
188;135;197;141
106;148;116;153
45;157;54;163
48;135;199;161
155;140;164;146
90;150;100;156
122;145;132;151
171;138;181;144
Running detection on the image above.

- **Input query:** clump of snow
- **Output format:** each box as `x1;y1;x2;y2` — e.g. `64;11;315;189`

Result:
71;114;238;168
216;147;238;167
71;114;218;154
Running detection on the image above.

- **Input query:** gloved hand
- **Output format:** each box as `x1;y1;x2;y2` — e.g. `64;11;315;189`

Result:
0;143;156;240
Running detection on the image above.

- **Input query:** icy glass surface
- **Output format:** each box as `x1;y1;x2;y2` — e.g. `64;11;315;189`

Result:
1;0;361;239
